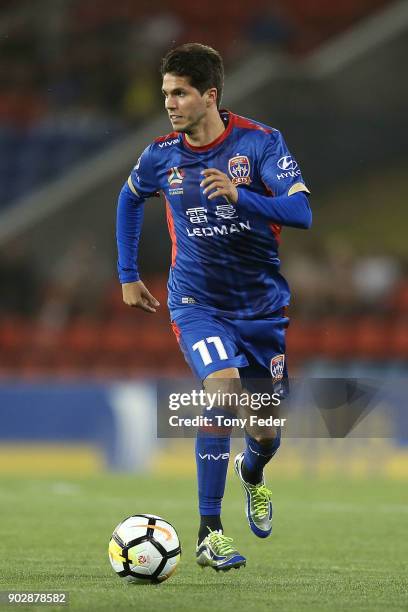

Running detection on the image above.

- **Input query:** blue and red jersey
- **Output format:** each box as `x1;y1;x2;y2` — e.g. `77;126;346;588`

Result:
116;110;311;319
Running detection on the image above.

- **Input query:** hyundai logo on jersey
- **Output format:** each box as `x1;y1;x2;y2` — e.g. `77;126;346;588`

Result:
277;156;298;171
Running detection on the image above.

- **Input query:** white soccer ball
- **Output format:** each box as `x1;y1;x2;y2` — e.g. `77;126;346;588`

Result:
108;514;181;584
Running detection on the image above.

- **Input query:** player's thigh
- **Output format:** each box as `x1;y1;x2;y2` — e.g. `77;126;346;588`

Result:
238;360;282;440
171;309;248;381
203;367;243;415
236;313;290;438
236;311;290;386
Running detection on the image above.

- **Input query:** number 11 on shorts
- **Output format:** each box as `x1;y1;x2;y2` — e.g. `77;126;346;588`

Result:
192;336;228;366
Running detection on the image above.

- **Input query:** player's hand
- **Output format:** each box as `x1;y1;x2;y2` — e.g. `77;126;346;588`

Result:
121;280;160;313
200;168;238;203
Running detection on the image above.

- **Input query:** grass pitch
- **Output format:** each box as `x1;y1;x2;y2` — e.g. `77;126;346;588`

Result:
0;473;407;612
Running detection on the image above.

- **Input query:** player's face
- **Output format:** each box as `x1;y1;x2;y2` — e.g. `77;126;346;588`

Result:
162;74;209;133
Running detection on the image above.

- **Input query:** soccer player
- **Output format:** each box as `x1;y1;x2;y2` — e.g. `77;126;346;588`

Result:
116;43;311;571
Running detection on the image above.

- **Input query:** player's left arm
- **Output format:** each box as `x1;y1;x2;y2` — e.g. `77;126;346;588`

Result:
200;131;312;229
251;129;312;229
238;187;312;229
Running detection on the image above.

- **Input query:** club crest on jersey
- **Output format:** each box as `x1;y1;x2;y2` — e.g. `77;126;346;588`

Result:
168;167;185;187
270;354;285;382
228;155;251;185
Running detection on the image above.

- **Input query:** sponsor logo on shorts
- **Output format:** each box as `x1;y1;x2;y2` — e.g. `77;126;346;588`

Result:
270;354;285;382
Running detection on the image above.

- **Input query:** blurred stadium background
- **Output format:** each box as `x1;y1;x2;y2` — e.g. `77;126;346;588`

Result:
0;0;407;481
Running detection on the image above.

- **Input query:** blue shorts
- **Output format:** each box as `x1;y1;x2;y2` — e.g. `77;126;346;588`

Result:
171;305;289;385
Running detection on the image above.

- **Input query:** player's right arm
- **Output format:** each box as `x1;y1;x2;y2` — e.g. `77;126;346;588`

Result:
116;145;161;313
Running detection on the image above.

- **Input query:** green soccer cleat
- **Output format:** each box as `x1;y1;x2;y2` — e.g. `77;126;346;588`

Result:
234;452;273;538
195;529;246;571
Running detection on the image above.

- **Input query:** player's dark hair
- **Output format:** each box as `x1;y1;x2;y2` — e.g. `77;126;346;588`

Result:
160;43;224;108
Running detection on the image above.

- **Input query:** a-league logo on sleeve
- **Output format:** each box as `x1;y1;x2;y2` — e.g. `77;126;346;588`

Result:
270;354;285;382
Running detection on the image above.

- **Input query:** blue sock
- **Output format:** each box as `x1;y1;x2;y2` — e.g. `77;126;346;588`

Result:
195;410;231;538
242;429;281;485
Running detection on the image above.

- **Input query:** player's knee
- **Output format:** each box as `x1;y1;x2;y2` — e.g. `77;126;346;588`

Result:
203;369;242;415
252;429;281;451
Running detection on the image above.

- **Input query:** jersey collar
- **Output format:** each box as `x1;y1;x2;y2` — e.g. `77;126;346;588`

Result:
181;110;234;152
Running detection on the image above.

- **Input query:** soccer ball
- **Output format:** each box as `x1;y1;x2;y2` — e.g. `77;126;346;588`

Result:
108;514;181;584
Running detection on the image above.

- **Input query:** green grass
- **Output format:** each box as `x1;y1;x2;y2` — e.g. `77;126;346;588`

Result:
0;474;407;611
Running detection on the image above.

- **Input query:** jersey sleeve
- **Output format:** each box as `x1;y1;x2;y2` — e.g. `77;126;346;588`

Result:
236;129;312;229
259;130;310;197
127;144;159;199
116;183;144;283
116;144;159;284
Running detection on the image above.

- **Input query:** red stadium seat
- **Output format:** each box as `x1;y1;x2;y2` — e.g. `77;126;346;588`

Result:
286;320;322;361
387;280;408;315
319;318;355;359
0;317;29;352
99;322;137;354
353;317;389;359
389;322;408;359
62;319;101;355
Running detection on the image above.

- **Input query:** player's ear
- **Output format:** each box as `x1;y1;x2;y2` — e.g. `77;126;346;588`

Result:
205;87;218;107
